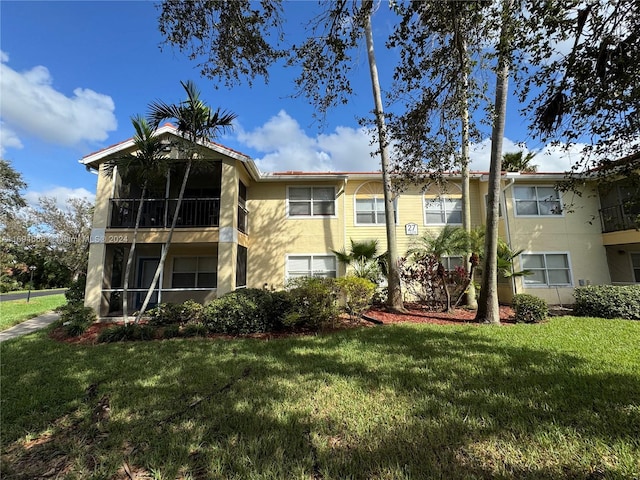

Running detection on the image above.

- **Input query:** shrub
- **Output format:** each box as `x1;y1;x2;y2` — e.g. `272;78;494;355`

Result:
0;275;22;293
512;294;548;323
203;289;276;334
574;285;640;320
264;289;295;330
285;277;340;330
64;321;89;337
162;324;181;339
336;276;375;321
58;302;96;323
56;302;96;337
64;276;86;305
97;324;155;343
181;322;208;337
148;300;203;326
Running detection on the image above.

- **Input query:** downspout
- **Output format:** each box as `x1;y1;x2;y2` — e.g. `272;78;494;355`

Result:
342;178;348;278
502;176;516;295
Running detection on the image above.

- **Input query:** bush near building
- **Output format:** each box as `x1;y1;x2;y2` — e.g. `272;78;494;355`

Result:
574;285;640;320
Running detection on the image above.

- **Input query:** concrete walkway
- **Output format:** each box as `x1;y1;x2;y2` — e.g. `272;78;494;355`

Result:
0;312;60;342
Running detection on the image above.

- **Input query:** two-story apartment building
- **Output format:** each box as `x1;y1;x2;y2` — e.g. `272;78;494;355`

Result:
81;125;639;318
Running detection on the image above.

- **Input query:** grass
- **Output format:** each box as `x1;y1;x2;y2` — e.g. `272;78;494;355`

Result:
1;316;639;479
0;294;66;331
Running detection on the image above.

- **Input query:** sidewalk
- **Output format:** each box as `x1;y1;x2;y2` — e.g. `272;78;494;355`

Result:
0;312;60;342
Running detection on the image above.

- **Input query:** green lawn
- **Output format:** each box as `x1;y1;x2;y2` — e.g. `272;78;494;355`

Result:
0;294;66;331
1;317;639;479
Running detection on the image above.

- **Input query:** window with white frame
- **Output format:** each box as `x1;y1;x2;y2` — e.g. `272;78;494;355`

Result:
354;182;397;225
287;255;337;279
631;253;640;283
521;253;571;287
424;197;462;225
288;186;335;217
356;197;386;224
172;256;217;288
441;256;464;271
514;186;562;216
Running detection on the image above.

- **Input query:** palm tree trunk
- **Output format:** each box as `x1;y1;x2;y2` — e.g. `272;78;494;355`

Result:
135;160;192;323
437;263;451;313
364;9;404;312
122;185;146;324
475;0;512;324
455;20;477;310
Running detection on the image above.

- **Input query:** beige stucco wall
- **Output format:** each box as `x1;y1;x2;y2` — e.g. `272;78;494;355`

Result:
343;179;485;258
84;163;114;314
84;147;633;315
505;180;611;305
246;180;345;290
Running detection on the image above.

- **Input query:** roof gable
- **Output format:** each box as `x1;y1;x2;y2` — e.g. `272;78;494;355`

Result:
80;123;253;168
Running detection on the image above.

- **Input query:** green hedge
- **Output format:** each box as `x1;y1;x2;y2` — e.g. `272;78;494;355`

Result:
284;277;340;330
512;293;548;323
148;299;203;326
202;289;290;334
574;285;640;320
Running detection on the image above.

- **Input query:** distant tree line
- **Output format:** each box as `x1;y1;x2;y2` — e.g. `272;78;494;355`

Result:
0;159;93;292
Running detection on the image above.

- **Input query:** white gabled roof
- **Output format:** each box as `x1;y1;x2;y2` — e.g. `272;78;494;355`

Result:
80;123;260;178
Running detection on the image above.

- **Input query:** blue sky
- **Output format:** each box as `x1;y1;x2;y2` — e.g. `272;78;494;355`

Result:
1;0;582;208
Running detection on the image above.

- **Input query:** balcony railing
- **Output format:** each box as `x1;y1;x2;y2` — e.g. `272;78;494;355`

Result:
599;204;640;233
110;198;220;228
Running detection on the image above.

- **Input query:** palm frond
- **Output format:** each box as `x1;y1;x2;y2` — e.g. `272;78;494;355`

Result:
332;248;353;265
350;239;379;260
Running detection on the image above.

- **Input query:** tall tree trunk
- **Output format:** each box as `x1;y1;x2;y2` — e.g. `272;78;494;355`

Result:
454;15;477;310
122;185;146;324
364;9;404;312
135;161;192;323
475;0;512;324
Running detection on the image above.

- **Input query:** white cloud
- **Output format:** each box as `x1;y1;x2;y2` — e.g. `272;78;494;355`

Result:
0;122;23;156
25;186;95;210
237;111;588;175
0;51;117;149
236;110;374;173
470;137;585;172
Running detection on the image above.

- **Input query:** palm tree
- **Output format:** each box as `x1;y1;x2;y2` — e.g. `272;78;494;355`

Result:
363;3;404;312
496;239;533;286
407;225;468;312
333;239;379;265
134;81;236;323
333;239;382;285
476;0;513;325
502;151;538;173
103;116;169;324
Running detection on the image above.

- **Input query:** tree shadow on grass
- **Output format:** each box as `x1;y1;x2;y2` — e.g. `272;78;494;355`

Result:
1;324;639;479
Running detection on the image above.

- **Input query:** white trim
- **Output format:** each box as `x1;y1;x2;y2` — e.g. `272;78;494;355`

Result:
512;185;565;218
80;124;256;175
423;197;463;226
520;251;573;288
629;252;640;283
285;253;338;281
286;185;338;219
353;194;398;226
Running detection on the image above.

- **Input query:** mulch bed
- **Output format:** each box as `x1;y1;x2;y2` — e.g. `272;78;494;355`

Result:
49;304;518;345
364;303;516;326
